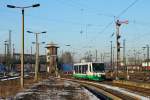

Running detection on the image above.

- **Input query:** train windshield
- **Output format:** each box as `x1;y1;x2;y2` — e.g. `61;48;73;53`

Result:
92;63;105;72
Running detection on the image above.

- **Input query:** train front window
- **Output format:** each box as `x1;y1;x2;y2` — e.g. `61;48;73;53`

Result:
92;63;105;72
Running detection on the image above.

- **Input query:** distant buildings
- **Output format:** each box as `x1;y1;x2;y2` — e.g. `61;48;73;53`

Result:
0;53;46;72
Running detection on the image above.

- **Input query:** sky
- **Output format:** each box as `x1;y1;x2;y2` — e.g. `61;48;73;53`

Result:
0;0;150;61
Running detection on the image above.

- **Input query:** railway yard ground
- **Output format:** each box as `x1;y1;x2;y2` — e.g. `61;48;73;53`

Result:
0;73;49;99
0;75;99;100
0;72;150;100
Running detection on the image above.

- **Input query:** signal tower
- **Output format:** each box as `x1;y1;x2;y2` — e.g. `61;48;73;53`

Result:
115;20;128;80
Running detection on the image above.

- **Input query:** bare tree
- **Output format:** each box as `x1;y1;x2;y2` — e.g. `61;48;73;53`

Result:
61;52;73;64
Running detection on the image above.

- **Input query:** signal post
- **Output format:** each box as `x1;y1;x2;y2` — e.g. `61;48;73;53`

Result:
115;20;128;80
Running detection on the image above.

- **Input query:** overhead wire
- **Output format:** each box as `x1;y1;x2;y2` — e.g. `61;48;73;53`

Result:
56;0;140;44
2;0;114;34
56;0;115;46
2;0;141;48
54;0;140;52
89;0;139;44
60;0;115;18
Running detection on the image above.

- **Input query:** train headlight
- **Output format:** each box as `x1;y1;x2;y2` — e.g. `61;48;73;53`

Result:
98;74;101;77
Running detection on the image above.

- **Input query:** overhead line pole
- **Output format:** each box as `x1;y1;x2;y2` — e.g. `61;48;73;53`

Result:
112;47;115;71
110;41;113;71
4;41;8;65
142;45;150;75
146;45;149;71
123;39;128;79
123;39;126;71
35;33;39;81
95;49;97;62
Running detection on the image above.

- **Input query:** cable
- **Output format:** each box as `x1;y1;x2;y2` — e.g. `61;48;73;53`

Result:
57;0;115;18
89;0;139;45
117;0;139;18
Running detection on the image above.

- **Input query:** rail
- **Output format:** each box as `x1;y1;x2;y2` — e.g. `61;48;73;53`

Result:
55;77;142;100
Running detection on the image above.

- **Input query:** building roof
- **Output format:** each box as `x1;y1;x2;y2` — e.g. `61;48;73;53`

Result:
45;42;59;48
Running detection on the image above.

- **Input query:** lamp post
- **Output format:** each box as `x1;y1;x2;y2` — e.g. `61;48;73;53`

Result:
65;44;74;63
7;3;40;88
28;31;46;81
65;44;71;53
32;41;45;73
38;42;45;73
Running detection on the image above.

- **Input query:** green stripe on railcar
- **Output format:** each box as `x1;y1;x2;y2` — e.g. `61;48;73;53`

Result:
73;74;87;79
87;75;105;81
73;74;105;81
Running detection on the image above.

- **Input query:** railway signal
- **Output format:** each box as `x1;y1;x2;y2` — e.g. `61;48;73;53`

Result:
117;35;121;52
115;19;128;80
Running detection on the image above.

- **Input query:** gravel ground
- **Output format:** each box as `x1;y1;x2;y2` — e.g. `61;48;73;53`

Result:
8;77;99;100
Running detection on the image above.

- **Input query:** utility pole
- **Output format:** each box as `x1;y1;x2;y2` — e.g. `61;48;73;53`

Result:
6;43;9;60
110;41;113;71
9;30;11;56
112;47;115;71
4;41;8;65
35;33;40;81
12;44;15;57
31;46;32;62
123;39;126;71
146;45;149;70
9;30;12;70
147;44;149;60
123;39;128;79
12;44;15;68
95;49;97;62
101;53;103;62
30;46;33;71
133;49;137;72
142;45;150;79
142;48;146;61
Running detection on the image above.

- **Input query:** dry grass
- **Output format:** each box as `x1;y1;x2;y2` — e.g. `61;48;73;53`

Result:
0;73;50;98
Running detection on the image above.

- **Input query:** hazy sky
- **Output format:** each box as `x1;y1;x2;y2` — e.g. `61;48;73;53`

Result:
0;0;150;60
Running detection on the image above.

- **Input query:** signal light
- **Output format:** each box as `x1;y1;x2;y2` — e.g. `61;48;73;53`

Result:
117;48;120;52
116;20;121;26
117;42;120;52
117;35;121;39
117;42;120;47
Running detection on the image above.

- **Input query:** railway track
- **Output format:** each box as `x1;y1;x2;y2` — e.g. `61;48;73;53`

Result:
103;81;150;97
55;77;146;100
0;74;30;81
1;75;149;99
83;84;121;100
